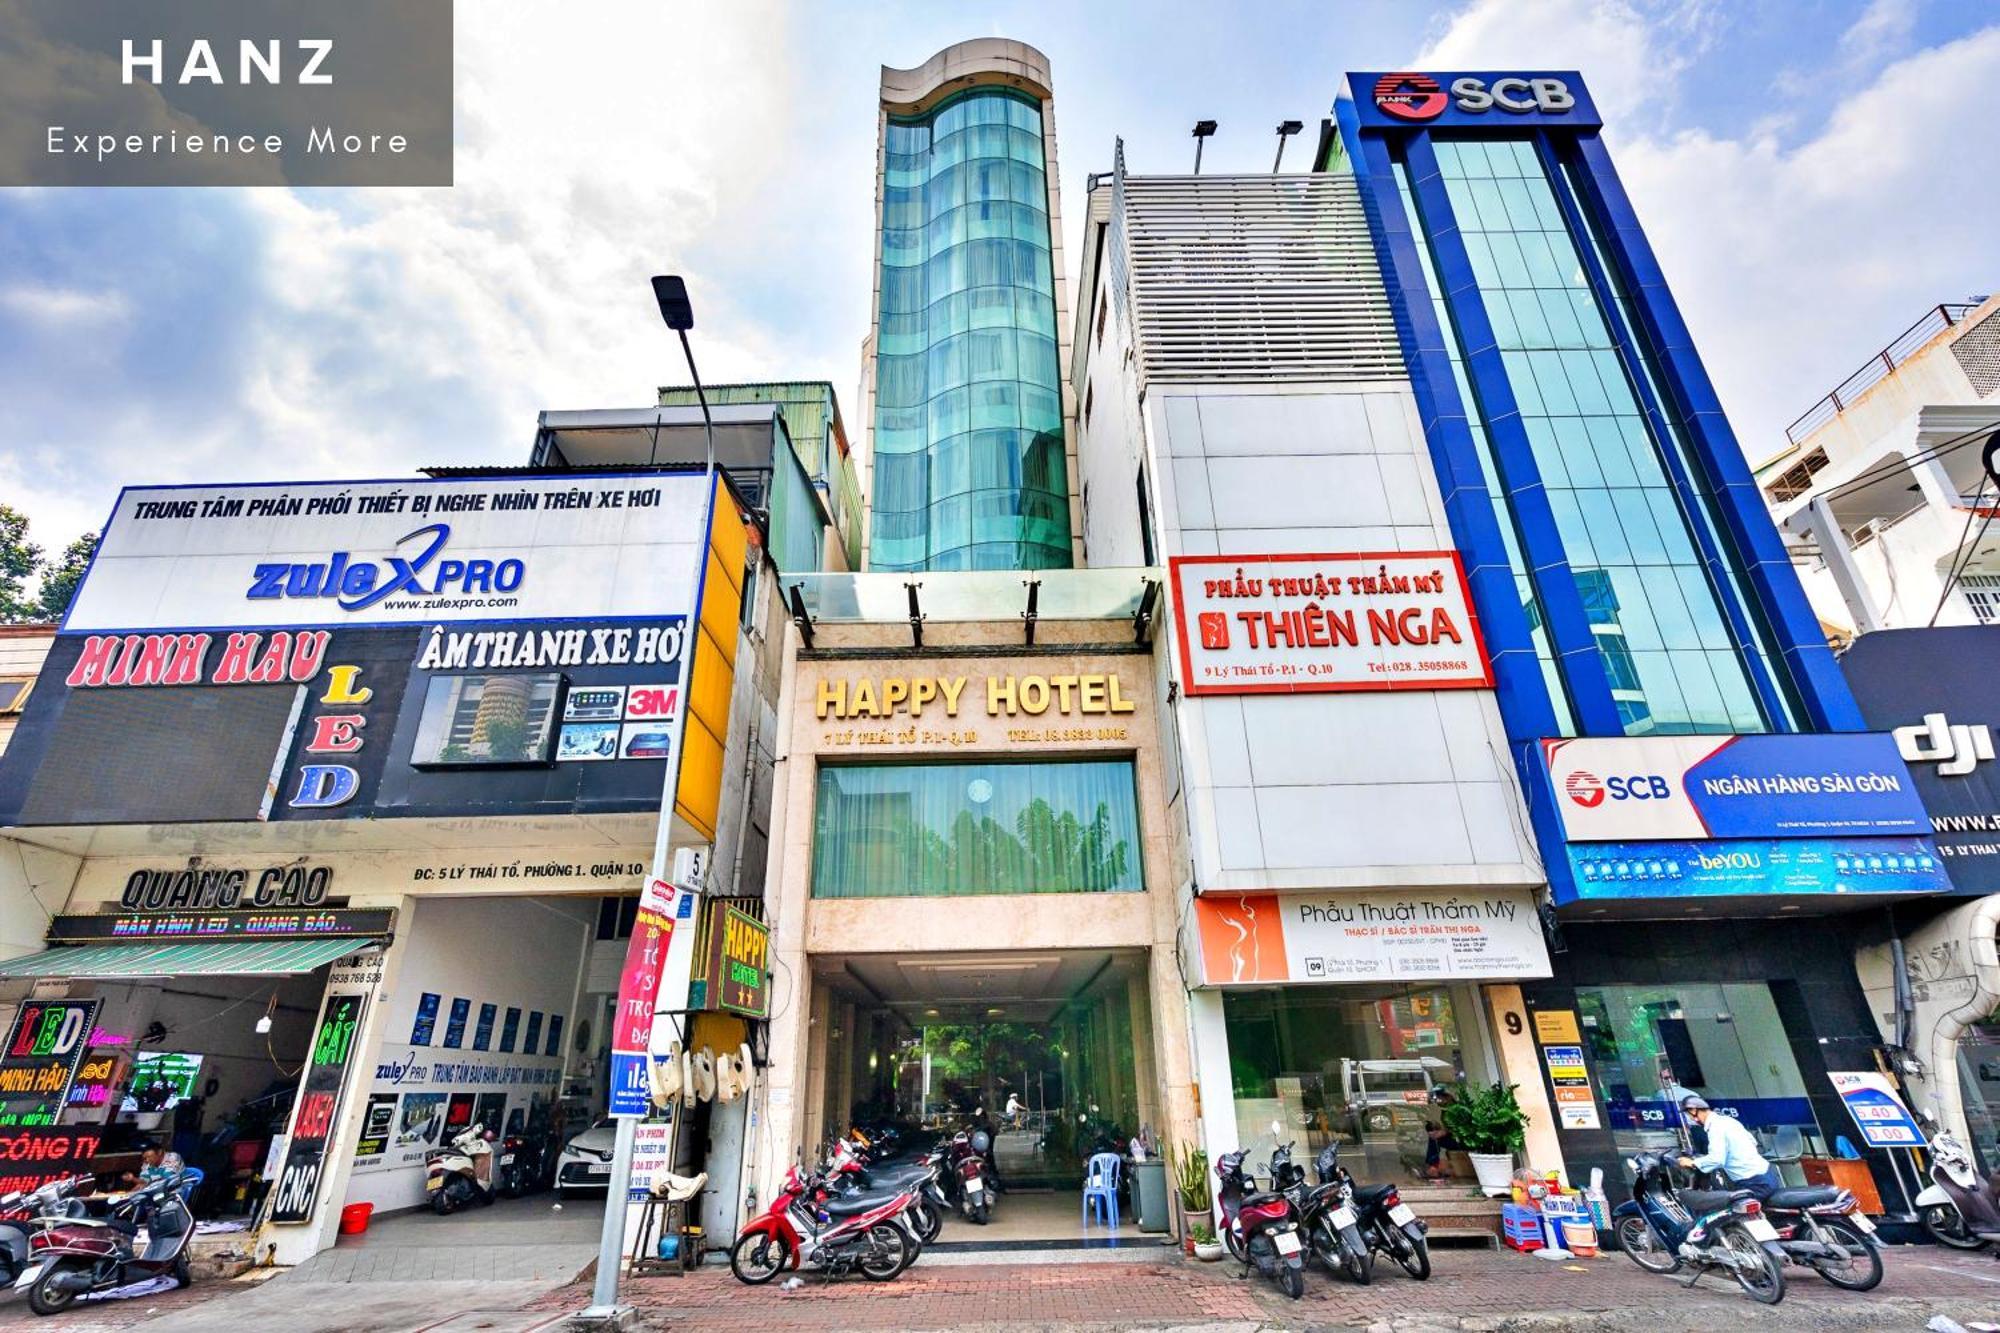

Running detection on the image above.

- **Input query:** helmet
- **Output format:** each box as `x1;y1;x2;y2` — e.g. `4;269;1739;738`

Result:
970;1129;991;1154
1679;1095;1709;1112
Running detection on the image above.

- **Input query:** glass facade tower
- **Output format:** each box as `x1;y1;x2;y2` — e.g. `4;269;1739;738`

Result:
869;71;1073;571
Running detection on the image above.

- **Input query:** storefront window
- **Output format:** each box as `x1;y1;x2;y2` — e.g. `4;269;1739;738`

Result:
1576;982;1826;1161
1221;984;1489;1183
811;759;1141;898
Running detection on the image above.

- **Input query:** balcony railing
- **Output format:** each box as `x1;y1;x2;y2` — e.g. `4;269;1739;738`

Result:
1785;302;1984;445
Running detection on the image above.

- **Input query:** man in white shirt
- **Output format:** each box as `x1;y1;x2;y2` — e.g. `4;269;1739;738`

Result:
1676;1095;1782;1199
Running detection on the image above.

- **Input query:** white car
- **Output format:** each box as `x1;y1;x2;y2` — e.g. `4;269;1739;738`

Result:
555;1118;617;1196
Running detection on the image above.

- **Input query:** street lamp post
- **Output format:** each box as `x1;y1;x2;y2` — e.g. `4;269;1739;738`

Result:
577;275;718;1327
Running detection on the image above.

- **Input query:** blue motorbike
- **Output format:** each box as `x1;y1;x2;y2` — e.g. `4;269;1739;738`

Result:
1612;1151;1786;1305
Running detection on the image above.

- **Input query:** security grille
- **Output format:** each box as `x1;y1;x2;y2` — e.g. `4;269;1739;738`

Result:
1950;308;2000;398
1964;574;2000;624
1113;172;1405;386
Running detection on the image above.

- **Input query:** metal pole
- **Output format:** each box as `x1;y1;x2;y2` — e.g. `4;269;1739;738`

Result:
579;330;720;1326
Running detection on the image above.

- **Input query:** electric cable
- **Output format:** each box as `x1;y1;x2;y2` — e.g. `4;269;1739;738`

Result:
1806;417;2000;505
1929;432;2000;625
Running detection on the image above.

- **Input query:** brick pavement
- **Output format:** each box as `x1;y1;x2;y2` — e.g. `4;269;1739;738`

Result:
520;1246;2000;1331
8;1241;2000;1329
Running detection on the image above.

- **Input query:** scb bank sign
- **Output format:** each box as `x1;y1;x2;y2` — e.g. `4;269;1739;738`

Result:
63;474;714;634
1348;71;1604;131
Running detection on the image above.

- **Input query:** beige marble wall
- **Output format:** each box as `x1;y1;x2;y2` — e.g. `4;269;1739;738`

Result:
752;618;1197;1204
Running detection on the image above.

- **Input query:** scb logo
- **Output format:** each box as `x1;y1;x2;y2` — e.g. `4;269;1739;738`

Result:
1565;769;1672;807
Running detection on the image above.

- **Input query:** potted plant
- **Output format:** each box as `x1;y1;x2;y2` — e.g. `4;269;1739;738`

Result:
1441;1081;1528;1198
1173;1145;1211;1253
1190;1220;1225;1261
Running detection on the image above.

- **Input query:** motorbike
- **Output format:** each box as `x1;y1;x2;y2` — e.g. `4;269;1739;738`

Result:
1915;1128;2000;1250
1743;1177;1882;1291
1313;1143;1431;1280
1270;1141;1370;1284
1215;1141;1306;1300
0;1178;90;1288
825;1135;947;1244
946;1129;995;1224
14;1171;198;1317
426;1123;497;1214
1613;1151;1786;1305
729;1162;917;1284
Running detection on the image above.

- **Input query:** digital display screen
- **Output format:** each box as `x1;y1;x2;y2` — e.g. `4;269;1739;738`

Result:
18;684;300;824
409;673;560;766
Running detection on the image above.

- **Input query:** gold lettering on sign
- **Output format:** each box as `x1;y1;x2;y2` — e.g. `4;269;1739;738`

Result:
819;672;1137;721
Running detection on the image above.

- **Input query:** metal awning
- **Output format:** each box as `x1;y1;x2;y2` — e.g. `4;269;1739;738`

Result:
0;936;376;980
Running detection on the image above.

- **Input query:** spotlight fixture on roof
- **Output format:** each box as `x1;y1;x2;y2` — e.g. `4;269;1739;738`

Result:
1273;120;1304;172
1191;120;1217;173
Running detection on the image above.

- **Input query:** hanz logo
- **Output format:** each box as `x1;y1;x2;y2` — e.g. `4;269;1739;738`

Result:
1373;73;1577;121
247;524;525;612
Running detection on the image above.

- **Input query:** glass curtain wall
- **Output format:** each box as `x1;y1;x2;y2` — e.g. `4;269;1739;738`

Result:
811;759;1142;898
874;88;1073;571
1422;137;1768;735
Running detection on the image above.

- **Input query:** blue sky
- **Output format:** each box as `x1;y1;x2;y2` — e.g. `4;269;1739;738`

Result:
2;0;1995;549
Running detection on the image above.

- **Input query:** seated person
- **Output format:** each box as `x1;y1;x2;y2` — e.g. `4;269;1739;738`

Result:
119;1145;168;1190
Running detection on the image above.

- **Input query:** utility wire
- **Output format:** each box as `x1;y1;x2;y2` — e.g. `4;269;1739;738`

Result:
1929;432;2000;626
1805;417;2000;505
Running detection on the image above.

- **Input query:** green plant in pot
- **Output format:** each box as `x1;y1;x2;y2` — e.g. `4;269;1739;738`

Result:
1189;1218;1224;1261
1441;1081;1527;1198
1172;1145;1212;1254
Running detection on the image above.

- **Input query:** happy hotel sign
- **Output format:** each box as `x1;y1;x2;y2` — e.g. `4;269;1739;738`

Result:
813;667;1140;748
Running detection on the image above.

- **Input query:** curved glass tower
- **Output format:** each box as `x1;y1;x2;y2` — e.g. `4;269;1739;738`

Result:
867;44;1074;572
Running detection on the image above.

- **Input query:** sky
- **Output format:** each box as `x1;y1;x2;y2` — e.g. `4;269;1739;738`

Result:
1;0;1995;551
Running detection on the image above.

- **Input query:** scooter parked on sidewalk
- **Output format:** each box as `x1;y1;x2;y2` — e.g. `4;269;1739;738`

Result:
1215;1140;1306;1300
1271;1141;1370;1285
825;1136;946;1244
947;1129;995;1225
729;1163;917;1284
1314;1143;1431;1280
14;1171;198;1317
426;1123;496;1214
0;1178;89;1288
1915;1128;2000;1251
1613;1152;1786;1305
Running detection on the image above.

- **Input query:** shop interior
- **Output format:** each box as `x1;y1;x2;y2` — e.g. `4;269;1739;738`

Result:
20;962;338;1220
1220;982;1499;1194
813;947;1162;1246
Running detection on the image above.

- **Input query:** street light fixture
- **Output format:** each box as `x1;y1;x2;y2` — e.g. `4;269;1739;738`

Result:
648;275;716;473
1192;120;1217;174
1272;120;1304;172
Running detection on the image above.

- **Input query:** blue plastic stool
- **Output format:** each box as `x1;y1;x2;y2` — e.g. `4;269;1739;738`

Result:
1082;1152;1121;1227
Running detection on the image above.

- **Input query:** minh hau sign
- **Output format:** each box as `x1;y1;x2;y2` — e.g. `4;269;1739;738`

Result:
1169;552;1491;696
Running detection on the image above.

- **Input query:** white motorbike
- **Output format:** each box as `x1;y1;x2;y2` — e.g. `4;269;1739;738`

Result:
426;1123;496;1215
1914;1129;2000;1250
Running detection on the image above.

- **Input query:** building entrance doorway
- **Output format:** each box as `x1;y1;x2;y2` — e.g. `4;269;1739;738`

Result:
811;948;1162;1247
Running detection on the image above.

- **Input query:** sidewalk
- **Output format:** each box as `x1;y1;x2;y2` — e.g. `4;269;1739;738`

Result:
9;1238;2000;1330
522;1244;2000;1331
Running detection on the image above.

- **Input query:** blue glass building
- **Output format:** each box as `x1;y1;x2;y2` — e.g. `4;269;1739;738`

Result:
867;42;1075;572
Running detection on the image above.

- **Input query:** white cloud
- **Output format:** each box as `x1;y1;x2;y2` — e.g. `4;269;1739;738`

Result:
1414;0;1715;121
0;284;129;326
1840;0;1916;62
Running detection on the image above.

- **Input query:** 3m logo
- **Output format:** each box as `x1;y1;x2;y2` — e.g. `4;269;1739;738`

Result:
1198;612;1230;650
1565;770;1605;808
1374;72;1447;122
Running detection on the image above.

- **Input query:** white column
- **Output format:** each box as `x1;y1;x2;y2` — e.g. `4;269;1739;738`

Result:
1186;986;1236;1215
1796;497;1885;633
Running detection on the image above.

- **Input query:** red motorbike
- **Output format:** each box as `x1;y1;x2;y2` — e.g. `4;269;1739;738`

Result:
729;1163;917;1284
1217;1146;1307;1300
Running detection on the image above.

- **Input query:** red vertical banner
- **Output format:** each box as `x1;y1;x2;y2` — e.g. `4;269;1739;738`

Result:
608;876;680;1116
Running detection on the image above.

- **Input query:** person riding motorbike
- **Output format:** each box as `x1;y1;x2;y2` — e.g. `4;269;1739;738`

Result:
1676;1095;1781;1200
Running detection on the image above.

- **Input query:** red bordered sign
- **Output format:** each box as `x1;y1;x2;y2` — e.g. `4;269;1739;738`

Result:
1169;552;1492;696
